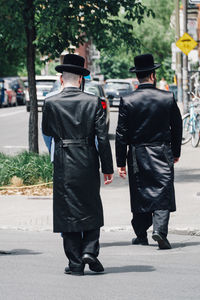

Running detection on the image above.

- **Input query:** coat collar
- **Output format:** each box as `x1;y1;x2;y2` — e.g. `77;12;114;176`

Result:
63;87;81;93
137;83;156;90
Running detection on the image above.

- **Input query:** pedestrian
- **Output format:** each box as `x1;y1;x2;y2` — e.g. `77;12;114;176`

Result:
42;54;113;275
116;54;182;249
159;77;169;91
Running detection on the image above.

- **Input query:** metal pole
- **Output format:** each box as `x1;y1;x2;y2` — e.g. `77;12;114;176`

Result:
182;0;189;113
175;0;182;103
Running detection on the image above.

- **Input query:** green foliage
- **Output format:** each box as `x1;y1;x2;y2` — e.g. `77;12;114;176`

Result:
99;50;132;79
35;0;153;57
133;0;175;82
0;37;25;77
0;152;53;186
99;0;175;81
0;0;152;66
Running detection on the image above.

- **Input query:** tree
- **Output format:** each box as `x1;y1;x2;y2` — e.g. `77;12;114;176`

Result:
0;0;153;152
0;38;25;77
133;0;175;82
99;0;175;82
99;50;132;80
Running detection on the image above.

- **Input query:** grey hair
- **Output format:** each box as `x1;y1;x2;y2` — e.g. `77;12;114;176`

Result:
62;72;80;86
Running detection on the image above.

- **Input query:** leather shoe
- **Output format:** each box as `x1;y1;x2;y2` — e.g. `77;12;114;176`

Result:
64;267;84;276
82;253;104;273
132;237;149;245
152;231;171;249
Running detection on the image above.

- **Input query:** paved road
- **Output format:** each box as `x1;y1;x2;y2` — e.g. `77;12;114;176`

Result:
0;106;119;154
1;230;200;300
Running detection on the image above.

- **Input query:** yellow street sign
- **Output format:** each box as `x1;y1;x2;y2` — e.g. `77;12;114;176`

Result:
176;32;197;55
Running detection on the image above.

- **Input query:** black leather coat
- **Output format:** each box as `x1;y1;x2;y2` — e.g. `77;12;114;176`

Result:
42;87;113;232
116;84;182;213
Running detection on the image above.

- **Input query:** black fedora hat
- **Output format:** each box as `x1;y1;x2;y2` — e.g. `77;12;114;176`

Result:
130;54;161;73
55;54;90;76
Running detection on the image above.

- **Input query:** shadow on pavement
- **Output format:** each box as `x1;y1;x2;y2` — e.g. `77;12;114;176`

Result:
0;249;42;256
104;265;155;274
101;241;131;248
171;241;200;249
85;265;155;275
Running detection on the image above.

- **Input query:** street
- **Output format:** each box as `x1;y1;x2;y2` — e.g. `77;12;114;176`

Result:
1;230;200;300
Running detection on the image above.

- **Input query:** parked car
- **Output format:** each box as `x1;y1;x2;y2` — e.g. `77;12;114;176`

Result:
104;79;134;107
26;75;59;112
0;78;5;108
47;79;110;130
0;77;17;107
8;77;26;105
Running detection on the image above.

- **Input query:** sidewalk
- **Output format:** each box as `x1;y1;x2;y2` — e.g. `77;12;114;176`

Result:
0;143;200;235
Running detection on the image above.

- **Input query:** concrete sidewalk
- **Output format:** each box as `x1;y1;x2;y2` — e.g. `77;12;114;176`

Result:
0;143;200;235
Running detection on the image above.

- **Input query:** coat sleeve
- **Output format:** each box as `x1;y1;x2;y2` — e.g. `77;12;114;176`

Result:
115;97;128;167
170;97;182;158
95;98;114;174
42;101;53;137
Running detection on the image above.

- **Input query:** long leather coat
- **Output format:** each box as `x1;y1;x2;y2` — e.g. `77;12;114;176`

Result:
116;84;182;213
42;87;113;232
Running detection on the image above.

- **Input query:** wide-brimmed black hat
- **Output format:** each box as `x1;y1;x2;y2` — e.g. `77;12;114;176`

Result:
130;54;161;73
55;54;90;76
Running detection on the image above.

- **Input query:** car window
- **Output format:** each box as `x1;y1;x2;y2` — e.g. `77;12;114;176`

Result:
105;82;131;91
84;83;100;97
11;80;19;90
50;80;61;92
36;80;56;86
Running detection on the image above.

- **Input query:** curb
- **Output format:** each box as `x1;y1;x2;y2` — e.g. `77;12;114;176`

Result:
0;225;200;236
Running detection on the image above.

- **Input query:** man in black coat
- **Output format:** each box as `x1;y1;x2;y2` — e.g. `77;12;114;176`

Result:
42;54;113;275
116;54;182;249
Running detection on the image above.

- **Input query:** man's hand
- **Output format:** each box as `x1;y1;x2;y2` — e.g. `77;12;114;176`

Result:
104;174;113;185
174;157;179;163
118;167;127;179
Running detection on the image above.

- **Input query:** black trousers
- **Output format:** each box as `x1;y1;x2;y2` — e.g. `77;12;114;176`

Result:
62;229;100;272
131;210;170;239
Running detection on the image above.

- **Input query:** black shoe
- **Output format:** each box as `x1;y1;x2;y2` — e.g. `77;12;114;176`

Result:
152;232;171;249
64;267;84;276
132;237;149;245
82;253;104;273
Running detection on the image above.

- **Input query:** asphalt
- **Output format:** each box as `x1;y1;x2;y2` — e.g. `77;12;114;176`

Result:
1;230;200;300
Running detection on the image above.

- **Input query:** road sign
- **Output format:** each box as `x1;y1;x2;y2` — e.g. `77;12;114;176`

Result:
176;32;197;55
189;0;200;3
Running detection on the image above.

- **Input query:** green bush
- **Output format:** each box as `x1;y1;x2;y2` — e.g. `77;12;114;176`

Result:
0;152;53;186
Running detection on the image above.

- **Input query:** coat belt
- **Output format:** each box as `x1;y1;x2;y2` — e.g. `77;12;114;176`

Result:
60;137;94;147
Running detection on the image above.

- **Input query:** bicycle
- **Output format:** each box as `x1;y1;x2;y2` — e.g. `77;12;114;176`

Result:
182;93;200;147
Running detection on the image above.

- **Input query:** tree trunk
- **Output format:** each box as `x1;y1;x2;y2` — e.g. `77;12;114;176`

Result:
23;0;38;153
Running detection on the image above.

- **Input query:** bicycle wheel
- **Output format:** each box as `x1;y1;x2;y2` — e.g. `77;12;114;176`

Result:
182;113;191;145
191;114;200;147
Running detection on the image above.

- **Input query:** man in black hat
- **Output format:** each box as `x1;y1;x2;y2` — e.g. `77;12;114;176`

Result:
116;54;182;249
42;54;113;275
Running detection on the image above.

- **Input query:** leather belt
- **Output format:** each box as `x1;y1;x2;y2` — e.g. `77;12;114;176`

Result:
60;137;94;147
